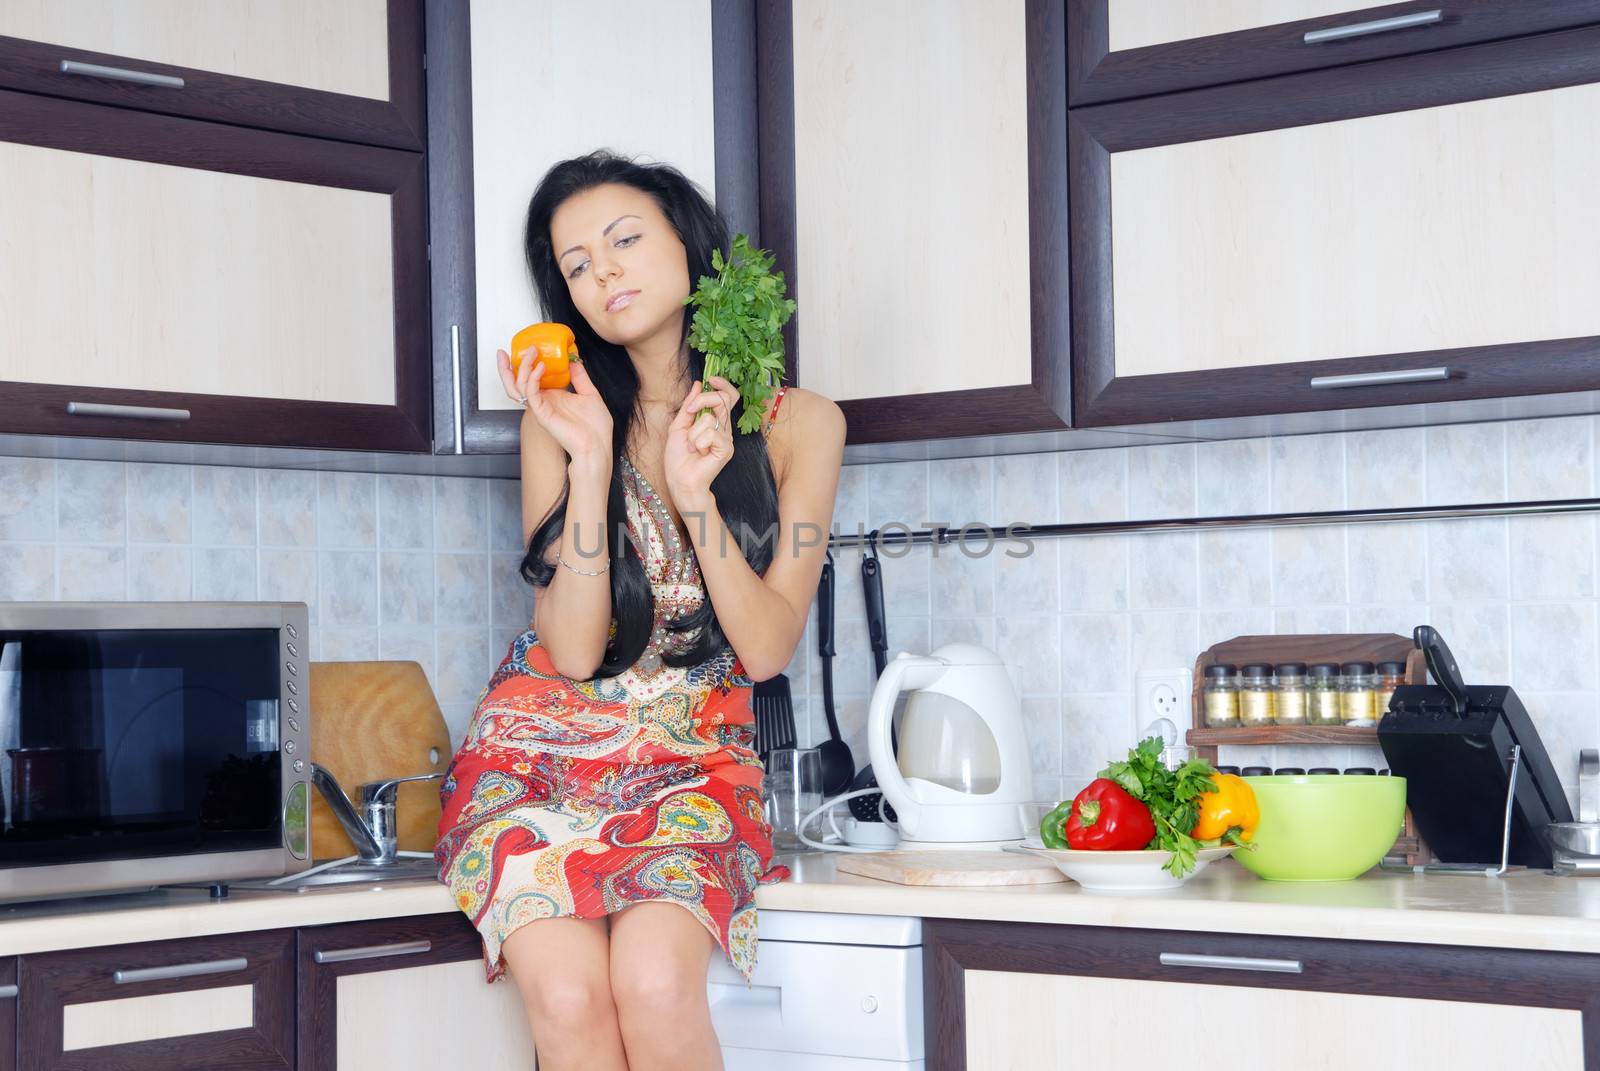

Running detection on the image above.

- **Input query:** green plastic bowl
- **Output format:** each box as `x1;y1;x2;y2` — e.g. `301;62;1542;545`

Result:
1235;775;1407;882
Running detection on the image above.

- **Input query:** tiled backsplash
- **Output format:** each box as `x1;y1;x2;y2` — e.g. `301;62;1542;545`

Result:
784;415;1600;811
0;459;530;744
6;412;1598;808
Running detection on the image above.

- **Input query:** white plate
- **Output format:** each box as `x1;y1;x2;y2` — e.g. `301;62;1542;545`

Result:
1018;837;1236;892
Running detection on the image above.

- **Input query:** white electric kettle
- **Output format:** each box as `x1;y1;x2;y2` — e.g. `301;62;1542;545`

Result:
867;643;1034;845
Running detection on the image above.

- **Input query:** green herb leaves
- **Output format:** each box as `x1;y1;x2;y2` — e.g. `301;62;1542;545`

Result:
1098;736;1220;878
684;234;797;434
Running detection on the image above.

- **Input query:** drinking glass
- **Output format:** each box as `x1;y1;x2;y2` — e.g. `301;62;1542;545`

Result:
764;746;823;851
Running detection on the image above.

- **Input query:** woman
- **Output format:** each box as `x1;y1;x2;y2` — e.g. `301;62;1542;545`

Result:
435;150;845;1071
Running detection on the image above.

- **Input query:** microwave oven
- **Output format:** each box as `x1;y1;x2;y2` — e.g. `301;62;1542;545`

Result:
0;601;312;902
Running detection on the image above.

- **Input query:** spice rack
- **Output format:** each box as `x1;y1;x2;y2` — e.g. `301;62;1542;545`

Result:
1186;633;1431;865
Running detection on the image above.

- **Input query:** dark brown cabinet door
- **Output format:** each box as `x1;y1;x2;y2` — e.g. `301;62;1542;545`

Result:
1;957;16;1071
18;929;294;1071
1068;0;1600;106
1070;26;1600;428
925;919;1600;1069
298;912;533;1070
0;89;431;453
0;0;423;150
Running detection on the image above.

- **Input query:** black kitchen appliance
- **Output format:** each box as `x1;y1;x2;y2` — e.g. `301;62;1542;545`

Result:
1379;625;1573;869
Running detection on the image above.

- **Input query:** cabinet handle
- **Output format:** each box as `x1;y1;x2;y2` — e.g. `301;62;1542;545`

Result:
60;59;185;89
0;985;15;999
114;957;248;985
314;939;431;965
450;323;465;454
67;401;191;422
1160;952;1303;974
1309;367;1449;390
1304;9;1443;43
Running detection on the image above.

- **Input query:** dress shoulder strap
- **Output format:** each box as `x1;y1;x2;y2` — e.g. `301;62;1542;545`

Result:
761;386;789;437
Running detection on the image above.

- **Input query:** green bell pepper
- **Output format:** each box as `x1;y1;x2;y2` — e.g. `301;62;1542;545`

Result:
1039;799;1075;849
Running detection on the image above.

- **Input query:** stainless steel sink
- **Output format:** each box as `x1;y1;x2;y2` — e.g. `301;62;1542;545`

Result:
228;855;441;892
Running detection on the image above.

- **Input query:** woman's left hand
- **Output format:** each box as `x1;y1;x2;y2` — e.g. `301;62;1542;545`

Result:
664;374;738;512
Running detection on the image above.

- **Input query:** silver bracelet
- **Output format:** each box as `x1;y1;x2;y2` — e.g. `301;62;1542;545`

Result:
556;550;609;576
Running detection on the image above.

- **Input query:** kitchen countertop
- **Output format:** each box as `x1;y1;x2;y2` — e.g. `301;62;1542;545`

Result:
5;853;1600;957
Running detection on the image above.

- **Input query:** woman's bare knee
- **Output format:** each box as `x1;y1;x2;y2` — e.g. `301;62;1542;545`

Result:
501;916;628;1070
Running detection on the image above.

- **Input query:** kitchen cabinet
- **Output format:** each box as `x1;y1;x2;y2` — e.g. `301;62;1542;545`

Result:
755;0;1071;446
17;928;295;1070
0;89;432;453
1070;26;1600;428
1067;0;1600;106
427;0;760;454
924;918;1600;1069
297;912;534;1070
0;0;424;149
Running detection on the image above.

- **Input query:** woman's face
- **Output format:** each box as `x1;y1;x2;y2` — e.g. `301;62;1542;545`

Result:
550;182;690;351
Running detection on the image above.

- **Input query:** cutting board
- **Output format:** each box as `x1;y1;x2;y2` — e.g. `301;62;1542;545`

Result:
835;850;1066;886
308;660;452;859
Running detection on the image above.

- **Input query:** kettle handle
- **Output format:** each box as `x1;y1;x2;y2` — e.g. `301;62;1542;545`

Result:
867;651;945;839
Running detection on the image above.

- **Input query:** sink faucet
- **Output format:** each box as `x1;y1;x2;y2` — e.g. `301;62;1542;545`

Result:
310;762;443;866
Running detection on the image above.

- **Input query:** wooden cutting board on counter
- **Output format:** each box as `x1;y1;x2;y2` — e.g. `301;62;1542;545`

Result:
308;661;452;859
835;850;1066;886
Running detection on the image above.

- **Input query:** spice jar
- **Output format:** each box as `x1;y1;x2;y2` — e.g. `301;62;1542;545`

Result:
1241;766;1272;776
1238;663;1276;725
1274;662;1309;724
1340;661;1378;725
1375;660;1406;717
1308;663;1342;725
1274;767;1307;775
1308;767;1340;775
1202;664;1241;727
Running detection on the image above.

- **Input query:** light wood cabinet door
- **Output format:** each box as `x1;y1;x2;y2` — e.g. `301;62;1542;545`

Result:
0;90;432;453
429;0;757;454
1070;26;1600;427
924;919;1600;1071
298;913;534;1070
19;929;294;1070
0;0;424;149
757;0;1070;445
1068;0;1600;106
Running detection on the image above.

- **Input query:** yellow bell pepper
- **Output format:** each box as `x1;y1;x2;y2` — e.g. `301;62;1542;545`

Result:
1190;772;1260;843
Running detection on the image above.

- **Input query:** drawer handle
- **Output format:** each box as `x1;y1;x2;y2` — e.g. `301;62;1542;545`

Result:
67;401;192;422
114;957;248;985
60;59;185;89
0;985;15;999
1309;367;1449;390
1304;9;1443;44
314;939;431;965
1160;952;1303;974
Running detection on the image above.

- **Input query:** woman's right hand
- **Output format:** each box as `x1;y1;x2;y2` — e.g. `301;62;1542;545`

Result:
497;349;613;463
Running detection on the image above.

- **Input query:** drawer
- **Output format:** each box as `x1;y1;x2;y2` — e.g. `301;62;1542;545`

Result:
1068;0;1600;106
707;939;923;1063
19;928;294;1070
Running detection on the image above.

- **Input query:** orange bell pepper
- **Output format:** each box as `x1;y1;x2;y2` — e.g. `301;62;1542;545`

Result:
1190;772;1260;843
510;322;579;390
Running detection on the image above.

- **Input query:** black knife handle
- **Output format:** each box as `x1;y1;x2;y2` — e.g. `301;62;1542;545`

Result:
1414;624;1469;717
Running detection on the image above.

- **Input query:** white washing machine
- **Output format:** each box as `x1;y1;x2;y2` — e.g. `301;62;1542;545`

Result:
707;910;924;1070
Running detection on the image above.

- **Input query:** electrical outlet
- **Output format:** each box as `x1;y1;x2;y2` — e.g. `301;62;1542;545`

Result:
1135;668;1192;745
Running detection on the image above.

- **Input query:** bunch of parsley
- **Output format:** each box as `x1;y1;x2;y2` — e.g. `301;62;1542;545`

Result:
684;233;797;435
1098;736;1223;878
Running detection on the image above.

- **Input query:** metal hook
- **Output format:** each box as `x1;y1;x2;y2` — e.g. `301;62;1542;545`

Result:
865;528;880;559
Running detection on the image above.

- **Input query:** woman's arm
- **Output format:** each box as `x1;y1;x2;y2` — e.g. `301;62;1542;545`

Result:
527;416;614;680
679;388;846;681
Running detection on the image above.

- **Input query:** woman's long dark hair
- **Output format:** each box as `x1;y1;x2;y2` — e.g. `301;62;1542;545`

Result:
519;150;781;676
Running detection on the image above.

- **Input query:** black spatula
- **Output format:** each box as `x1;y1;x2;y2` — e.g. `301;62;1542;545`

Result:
753;672;797;759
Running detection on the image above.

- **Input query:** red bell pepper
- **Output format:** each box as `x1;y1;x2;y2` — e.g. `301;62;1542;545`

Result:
1065;778;1156;851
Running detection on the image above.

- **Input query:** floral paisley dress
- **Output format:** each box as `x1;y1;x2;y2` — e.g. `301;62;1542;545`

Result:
435;388;792;985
